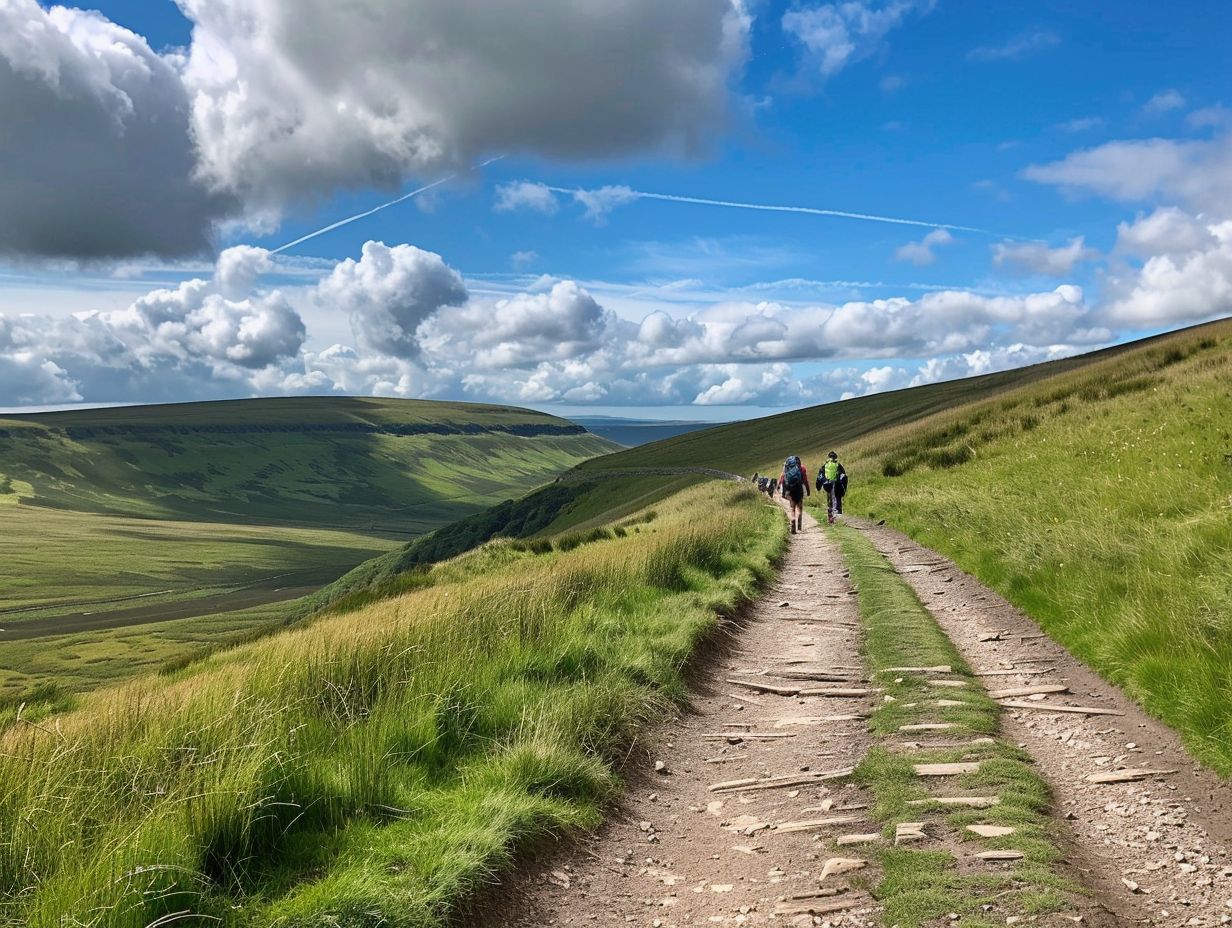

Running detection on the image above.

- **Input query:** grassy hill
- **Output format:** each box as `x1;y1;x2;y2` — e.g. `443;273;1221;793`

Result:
576;318;1232;773
0;481;782;927
0;397;616;694
0;396;613;532
579;322;1225;478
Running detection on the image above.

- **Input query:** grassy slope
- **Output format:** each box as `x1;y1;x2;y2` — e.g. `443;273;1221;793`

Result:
571;319;1232;773
578;328;1209;478
0;396;615;531
0;397;616;693
0;481;784;927
841;320;1232;773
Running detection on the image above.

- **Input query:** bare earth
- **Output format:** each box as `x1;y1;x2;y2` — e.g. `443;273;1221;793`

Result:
484;509;881;926
857;519;1232;927
477;508;1232;927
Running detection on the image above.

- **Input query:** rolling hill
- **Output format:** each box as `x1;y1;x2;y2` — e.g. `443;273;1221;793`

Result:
0;396;616;693
569;317;1232;772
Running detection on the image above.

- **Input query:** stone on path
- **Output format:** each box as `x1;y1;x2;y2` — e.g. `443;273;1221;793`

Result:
988;683;1070;699
726;678;799;696
976;849;1025;861
819;857;867;881
899;723;957;732
907;796;999;808
837;833;881;846
913;762;981;776
1083;768;1177;784
966;824;1016;838
772;814;861;834
894;822;927;844
1001;700;1124;716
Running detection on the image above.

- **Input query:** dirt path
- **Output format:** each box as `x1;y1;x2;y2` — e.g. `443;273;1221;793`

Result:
482;508;1231;927
854;518;1232;926
485;507;882;926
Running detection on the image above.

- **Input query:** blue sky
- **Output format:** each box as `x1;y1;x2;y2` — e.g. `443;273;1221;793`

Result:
1;0;1229;417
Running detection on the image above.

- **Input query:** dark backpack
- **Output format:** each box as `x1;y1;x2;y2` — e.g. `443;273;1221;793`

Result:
783;456;803;490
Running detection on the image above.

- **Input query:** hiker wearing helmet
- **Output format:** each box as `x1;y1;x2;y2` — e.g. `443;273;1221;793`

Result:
779;455;810;534
819;451;847;524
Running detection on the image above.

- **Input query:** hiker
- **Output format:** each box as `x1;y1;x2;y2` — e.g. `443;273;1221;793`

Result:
818;451;848;524
779;455;810;534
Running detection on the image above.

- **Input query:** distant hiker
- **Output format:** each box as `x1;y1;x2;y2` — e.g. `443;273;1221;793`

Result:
818;451;847;524
769;476;778;496
779;455;810;534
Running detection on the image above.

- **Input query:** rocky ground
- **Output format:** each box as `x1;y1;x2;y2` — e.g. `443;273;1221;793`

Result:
474;507;1232;927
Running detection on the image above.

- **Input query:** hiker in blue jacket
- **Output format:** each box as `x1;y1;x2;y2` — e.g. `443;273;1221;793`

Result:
779;455;810;534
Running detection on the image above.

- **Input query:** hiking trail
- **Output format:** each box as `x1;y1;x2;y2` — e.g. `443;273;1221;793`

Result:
480;503;1231;927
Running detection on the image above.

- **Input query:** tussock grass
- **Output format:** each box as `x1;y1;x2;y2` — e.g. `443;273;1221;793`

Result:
845;321;1232;773
0;482;783;927
833;525;1076;927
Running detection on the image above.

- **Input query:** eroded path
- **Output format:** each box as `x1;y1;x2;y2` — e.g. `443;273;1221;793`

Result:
484;506;1230;927
490;508;881;926
855;518;1232;926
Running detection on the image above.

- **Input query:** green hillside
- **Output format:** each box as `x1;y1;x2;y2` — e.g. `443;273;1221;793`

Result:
579;322;1224;478
0;481;782;927
0;396;613;532
575;318;1232;772
0;397;616;693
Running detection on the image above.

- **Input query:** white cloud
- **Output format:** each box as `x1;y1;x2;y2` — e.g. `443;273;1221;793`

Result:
1187;105;1231;130
1;0;749;259
1023;134;1232;217
0;245;308;404
1104;218;1232;327
1143;89;1186;114
1115;207;1216;258
783;0;935;79
429;281;610;369
968;30;1061;62
180;0;750;222
510;250;540;268
572;186;640;223
495;182;558;215
0;1;234;258
992;237;1097;276
894;228;954;266
316;241;467;360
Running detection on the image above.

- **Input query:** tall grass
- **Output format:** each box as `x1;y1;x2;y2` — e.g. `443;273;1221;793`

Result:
0;482;784;926
841;323;1232;773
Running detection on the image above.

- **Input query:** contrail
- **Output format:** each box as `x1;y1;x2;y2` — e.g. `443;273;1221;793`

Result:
544;185;1009;237
271;156;504;255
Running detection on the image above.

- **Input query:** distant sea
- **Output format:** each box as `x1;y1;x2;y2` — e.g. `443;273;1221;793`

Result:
569;416;727;448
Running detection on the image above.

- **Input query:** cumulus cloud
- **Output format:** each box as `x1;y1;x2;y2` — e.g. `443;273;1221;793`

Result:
572;186;641;223
317;241;467;360
2;0;748;259
894;229;954;266
1115;207;1217;258
968;30;1061;62
992;237;1097;276
1103;217;1232;327
495;182;559;215
180;0;749;220
783;0;935;78
429;281;610;369
1024;134;1232;216
0;0;234;258
103;246;306;369
0;245;307;404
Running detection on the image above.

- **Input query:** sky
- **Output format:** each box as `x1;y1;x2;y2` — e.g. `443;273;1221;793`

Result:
1;0;1229;419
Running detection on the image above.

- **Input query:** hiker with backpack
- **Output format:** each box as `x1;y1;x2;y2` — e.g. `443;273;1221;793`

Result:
779;455;810;534
817;451;848;524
